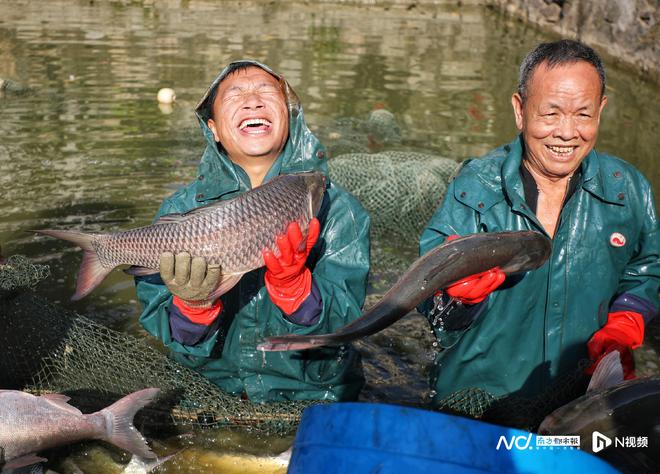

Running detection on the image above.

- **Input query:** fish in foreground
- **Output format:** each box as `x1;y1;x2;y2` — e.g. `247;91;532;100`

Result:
539;351;660;453
35;172;326;301
0;388;160;472
258;231;551;351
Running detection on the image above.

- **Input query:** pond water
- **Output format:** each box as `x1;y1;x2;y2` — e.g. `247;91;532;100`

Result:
1;0;658;472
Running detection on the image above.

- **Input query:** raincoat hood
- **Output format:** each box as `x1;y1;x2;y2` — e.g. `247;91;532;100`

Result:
193;60;328;201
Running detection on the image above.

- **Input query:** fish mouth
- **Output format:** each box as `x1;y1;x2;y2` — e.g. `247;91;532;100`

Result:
238;117;273;135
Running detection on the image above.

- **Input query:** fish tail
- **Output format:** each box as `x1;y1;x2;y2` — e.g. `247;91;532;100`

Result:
34;229;112;301
100;388;160;459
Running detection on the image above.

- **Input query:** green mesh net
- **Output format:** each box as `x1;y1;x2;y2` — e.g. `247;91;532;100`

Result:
329;151;460;277
363;109;402;147
0;258;315;435
329;151;459;241
0;254;50;293
0;258;590;435
435;360;591;431
323;109;402;157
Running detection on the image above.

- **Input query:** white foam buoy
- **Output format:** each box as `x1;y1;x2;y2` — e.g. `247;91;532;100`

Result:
157;88;176;104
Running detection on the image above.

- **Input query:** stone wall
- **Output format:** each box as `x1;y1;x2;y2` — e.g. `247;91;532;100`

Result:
486;0;659;83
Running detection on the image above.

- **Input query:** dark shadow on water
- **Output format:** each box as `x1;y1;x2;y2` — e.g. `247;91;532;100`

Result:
0;290;77;389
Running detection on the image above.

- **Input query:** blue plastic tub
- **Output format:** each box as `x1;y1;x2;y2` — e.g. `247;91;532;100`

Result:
287;403;619;473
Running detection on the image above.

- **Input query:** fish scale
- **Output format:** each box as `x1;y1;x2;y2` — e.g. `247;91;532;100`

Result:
36;172;327;300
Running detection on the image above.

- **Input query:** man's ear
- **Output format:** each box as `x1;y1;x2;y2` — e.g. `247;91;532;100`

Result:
597;95;608;124
207;119;220;142
511;93;524;131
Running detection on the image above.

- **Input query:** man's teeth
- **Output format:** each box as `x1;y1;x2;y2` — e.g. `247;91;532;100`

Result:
239;118;271;130
548;145;575;155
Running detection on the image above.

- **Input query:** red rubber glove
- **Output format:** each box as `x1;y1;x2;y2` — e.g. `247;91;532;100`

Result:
443;235;506;305
172;295;223;325
263;218;320;315
585;311;645;380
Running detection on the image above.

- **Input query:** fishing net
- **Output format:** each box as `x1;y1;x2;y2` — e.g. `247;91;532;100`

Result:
0;261;588;436
0;257;315;435
0;254;50;294
435;360;591;432
329;151;460;276
329;151;459;241
363;109;402;147
323;109;403;157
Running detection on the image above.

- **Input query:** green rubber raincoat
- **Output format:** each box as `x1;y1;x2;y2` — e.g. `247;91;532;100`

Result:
420;136;659;402
136;61;369;402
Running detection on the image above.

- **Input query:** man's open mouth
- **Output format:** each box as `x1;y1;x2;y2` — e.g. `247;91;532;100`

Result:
546;144;577;159
239;118;272;134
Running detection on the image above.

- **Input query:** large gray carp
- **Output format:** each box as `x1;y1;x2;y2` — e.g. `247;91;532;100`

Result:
539;351;660;450
0;388;159;472
258;231;551;351
35;172;326;301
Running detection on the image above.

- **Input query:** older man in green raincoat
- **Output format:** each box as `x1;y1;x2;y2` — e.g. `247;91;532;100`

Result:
421;40;659;414
135;61;369;403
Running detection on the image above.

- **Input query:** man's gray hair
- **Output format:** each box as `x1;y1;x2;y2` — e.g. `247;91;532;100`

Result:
518;40;606;102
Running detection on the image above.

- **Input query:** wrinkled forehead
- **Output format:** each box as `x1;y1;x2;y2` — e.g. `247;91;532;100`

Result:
216;66;283;99
529;60;603;98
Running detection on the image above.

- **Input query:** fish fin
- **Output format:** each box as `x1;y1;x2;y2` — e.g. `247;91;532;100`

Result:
257;334;336;352
154;201;227;224
41;393;83;415
41;393;71;403
124;265;159;277
100;388;160;459
2;454;47;471
587;350;624;393
34;229;113;301
207;273;244;301
274;447;292;466
73;245;113;301
126;449;182;473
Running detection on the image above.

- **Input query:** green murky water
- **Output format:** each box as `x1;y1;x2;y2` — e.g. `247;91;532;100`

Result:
1;1;658;472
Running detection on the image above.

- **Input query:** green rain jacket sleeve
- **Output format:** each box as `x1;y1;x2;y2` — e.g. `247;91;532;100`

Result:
609;169;660;322
418;171;486;348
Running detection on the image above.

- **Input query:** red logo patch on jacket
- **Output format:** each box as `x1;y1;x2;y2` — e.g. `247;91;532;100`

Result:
610;232;626;247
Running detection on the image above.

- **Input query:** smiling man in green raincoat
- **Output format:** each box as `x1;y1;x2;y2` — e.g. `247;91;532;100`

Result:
135;61;369;402
421;40;659;418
